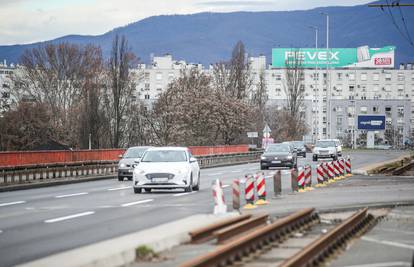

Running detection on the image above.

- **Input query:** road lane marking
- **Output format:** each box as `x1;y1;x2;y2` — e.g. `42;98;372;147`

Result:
0;201;26;207
107;186;132;191
231;170;241;173
173;192;196;197
0;230;2;234
343;262;411;267
208;172;223;176
121;199;154;207
55;192;88;198
361;236;414;250
222;185;230;188
44;211;95;223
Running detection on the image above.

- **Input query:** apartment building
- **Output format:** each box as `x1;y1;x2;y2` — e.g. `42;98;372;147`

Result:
0;60;15;115
136;53;413;146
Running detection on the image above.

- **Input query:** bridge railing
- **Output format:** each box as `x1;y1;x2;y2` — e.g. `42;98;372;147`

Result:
0;151;262;187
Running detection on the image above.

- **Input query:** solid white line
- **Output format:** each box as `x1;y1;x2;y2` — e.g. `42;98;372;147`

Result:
343;261;411;267
173;192;196;197
209;172;223;176
222;185;230;188
362;236;414;250
0;201;26;207
107;186;132;191
231;170;241;173
55;192;88;198
121;199;154;207
44;211;95;223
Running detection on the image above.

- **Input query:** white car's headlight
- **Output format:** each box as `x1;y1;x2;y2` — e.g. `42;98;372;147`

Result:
119;163;126;168
287;155;293;159
261;156;266;160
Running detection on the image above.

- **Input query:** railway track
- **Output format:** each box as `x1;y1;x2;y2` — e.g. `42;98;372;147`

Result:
180;208;376;267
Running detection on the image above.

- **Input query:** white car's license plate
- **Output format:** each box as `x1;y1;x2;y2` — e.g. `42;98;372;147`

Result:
153;178;168;183
272;160;281;164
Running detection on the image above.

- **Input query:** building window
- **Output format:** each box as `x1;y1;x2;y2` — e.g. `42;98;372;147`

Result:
384;85;391;92
360;73;367;81
385;106;392;116
373;106;379;113
168;72;174;80
274;74;282;80
398;106;404;116
360;106;368;114
349;73;355;81
349;85;354;92
385;73;392;81
337;106;343;113
337;73;342;81
156;72;162;81
398;73;405;81
144;94;150;99
347;106;355;116
398;84;404;91
275;86;281;96
373;73;379;81
348;117;355;127
373;84;380;92
336;116;343;126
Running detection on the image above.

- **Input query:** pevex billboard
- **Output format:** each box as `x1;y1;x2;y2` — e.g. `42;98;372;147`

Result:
272;46;395;69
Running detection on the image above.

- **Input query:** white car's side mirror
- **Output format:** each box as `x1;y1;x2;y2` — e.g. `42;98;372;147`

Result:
190;157;197;163
134;158;141;164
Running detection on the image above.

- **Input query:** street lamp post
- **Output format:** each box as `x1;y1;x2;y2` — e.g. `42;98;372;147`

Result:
309;26;318;141
320;12;331;139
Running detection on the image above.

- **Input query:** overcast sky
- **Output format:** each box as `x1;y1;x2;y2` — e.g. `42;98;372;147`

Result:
0;0;373;45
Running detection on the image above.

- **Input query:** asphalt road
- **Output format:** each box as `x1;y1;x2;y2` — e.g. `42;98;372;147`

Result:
0;150;410;267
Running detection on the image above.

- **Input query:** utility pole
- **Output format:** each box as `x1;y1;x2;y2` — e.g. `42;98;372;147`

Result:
309;26;318;142
320;12;330;139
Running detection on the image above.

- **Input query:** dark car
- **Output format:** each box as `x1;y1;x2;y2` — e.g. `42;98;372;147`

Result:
118;146;152;181
291;141;307;157
260;143;297;170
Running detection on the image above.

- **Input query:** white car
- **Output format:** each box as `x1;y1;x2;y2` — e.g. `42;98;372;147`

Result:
132;147;200;193
313;140;338;161
326;138;343;156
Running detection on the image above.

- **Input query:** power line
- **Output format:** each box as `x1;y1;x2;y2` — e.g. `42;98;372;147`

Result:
396;2;414;45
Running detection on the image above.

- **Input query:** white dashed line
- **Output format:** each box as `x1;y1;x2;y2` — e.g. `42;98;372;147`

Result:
0;201;26;207
55;192;88;198
173;192;197;197
361;236;414;250
44;211;95;223
222;185;230;188
0;230;2;234
107;186;132;191
231;170;241;173
208;172;223;176
121;199;154;207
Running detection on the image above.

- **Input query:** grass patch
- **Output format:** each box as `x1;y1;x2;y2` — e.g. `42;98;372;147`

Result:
135;245;159;261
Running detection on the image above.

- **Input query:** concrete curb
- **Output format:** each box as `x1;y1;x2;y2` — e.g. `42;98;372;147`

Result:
17;213;238;267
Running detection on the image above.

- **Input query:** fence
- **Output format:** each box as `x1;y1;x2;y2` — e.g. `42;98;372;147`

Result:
0;151;261;187
0;145;249;167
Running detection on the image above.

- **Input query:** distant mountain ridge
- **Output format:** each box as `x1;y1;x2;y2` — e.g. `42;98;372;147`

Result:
1;0;413;66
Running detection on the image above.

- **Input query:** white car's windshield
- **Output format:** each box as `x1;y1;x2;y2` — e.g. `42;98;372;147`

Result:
141;150;187;162
266;144;290;152
292;141;305;147
123;147;148;158
315;141;336;148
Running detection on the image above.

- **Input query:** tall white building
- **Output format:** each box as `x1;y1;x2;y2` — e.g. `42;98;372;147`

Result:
136;53;413;146
0;60;15;115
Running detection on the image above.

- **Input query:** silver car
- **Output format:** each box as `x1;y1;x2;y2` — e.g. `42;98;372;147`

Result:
312;140;338;161
118;146;152;181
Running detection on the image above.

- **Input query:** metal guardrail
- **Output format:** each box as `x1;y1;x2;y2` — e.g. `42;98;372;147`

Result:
0;151;262;186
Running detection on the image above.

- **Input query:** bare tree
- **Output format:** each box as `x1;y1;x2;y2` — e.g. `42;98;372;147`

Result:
102;34;137;148
251;70;268;144
282;48;307;139
11;43;104;147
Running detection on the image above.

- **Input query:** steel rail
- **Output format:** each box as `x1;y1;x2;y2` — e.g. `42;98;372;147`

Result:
189;214;252;244
279;208;369;267
180;208;316;267
214;213;269;244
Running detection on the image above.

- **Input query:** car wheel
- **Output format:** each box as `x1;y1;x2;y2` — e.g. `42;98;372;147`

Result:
185;175;193;192
144;188;151;193
193;172;200;191
260;165;267;170
134;187;142;194
303;153;306;158
118;176;123;181
313;155;318;162
333;155;338;160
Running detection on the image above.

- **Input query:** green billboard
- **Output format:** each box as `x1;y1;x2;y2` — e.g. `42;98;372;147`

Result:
271;46;395;69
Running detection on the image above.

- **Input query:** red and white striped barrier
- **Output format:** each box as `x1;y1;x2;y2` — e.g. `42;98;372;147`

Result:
327;162;335;181
316;164;325;185
346;156;352;176
243;175;257;209
255;173;268;205
232;179;240;210
297;167;305;190
333;160;342;178
305;165;312;188
321;163;330;182
212;179;227;214
338;158;346;178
